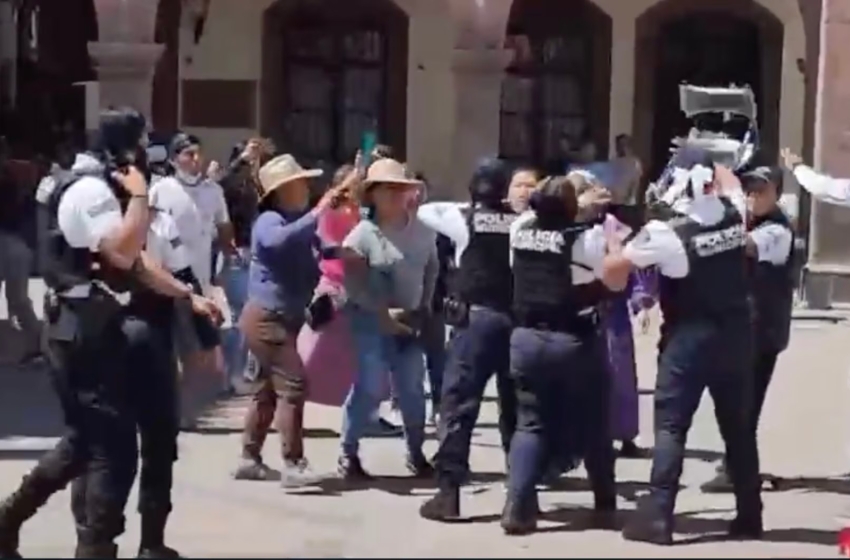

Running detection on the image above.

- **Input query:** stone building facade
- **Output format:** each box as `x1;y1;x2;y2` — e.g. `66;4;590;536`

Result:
3;0;850;304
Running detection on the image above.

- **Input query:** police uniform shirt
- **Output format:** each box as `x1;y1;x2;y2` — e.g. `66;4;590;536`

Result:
418;201;518;266
622;189;748;277
417;201;472;266
508;211;607;284
749;220;793;265
56;173;123;254
147;210;191;273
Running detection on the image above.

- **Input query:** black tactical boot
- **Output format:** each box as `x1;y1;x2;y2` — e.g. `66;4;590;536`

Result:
0;471;59;559
621;497;673;546
419;485;460;522
138;511;181;558
500;493;538;536
75;543;118;558
728;515;763;540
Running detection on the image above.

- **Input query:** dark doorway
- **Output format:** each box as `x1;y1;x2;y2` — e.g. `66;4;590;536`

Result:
499;0;611;172
261;0;408;171
650;14;762;180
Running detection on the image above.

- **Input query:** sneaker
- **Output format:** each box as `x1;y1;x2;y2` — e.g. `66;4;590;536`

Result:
406;454;435;478
419;486;460;522
281;458;323;489
337;455;374;482
233;458;276;481
728;515;763;540
701;471;734;494
363;417;403;438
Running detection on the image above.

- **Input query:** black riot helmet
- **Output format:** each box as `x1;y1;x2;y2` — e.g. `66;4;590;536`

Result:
469;157;510;209
91;107;148;169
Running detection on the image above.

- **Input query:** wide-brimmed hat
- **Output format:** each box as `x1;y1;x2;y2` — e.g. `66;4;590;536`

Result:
258;154;323;200
363;158;422;188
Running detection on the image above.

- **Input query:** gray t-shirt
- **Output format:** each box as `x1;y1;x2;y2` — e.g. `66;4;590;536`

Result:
343;217;438;311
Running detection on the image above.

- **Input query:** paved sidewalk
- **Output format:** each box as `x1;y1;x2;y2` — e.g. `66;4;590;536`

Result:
0;287;848;556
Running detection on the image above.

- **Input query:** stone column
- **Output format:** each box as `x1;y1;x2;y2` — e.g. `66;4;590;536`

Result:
804;0;850;308
608;13;637;154
87;0;164;124
449;48;513;197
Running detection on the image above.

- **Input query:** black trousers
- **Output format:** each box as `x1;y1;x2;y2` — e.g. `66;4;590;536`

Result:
71;314;180;533
434;306;517;486
13;304;139;547
505;326;616;508
751;347;779;433
650;319;761;520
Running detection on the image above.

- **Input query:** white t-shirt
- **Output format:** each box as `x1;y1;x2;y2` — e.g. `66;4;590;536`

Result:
149;176;229;289
508;211;607;285
147;211;192;273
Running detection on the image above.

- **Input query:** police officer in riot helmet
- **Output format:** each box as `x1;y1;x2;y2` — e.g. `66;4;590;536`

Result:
501;175;619;535
0;107;152;559
0;107;220;559
417;158;519;522
604;152;762;544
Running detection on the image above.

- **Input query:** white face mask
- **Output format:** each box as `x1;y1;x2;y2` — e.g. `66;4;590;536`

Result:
175;168;202;186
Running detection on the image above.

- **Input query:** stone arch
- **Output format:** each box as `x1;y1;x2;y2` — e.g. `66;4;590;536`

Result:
260;0;409;167
632;0;806;179
499;0;612;167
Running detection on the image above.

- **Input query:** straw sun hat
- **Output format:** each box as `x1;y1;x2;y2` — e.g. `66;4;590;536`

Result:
363;158;421;188
258;154;323;201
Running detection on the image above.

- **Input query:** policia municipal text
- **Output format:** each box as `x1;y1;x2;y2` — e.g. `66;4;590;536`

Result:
0;108;221;559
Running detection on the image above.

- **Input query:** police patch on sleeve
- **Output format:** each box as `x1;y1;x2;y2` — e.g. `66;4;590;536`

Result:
86;197;120;217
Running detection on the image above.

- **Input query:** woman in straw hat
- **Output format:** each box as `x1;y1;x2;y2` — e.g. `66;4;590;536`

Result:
234;153;346;488
337;158;439;480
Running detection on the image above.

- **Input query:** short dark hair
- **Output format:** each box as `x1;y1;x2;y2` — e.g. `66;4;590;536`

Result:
169;132;202;159
92;107;147;161
530;175;578;223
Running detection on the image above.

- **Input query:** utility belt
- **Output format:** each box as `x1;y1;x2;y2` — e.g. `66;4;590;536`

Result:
442;295;511;328
44;283;124;343
514;308;598;335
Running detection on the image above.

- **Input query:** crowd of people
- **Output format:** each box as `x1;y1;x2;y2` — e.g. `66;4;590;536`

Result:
0;103;847;557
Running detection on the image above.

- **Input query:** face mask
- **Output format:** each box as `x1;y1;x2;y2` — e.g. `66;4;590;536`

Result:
175;168;202;186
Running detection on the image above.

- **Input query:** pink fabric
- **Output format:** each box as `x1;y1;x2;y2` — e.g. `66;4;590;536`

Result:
297;205;361;407
298;311;357;407
317;205;360;286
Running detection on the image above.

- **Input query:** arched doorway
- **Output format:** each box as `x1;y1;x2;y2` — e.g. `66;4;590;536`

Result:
499;0;611;172
634;0;783;182
261;0;408;170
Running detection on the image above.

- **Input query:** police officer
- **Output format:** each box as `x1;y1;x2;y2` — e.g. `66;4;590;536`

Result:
119;201;219;558
0;108;152;558
604;157;763;544
417;159;519;521
500;175;618;535
701;165;795;494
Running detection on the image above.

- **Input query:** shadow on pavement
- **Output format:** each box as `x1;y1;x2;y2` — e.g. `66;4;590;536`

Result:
673;512;835;547
767;475;850;495
312;471;505;497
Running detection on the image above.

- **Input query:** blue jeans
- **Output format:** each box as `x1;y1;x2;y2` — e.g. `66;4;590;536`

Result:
220;254;250;379
341;307;426;458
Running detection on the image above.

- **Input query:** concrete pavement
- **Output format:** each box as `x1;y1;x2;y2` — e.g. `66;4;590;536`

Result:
1;285;849;556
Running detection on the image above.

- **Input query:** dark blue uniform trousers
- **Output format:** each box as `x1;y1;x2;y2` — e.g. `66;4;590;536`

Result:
648;319;762;520
505;326;616;510
434;306;517;486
